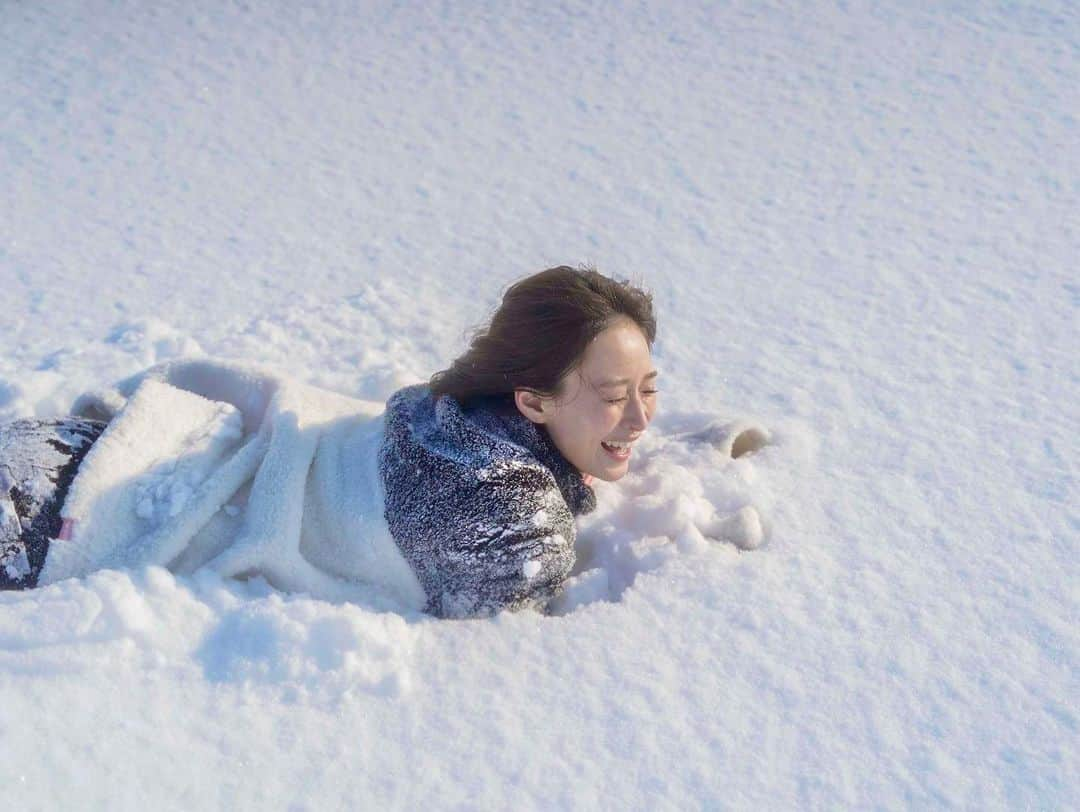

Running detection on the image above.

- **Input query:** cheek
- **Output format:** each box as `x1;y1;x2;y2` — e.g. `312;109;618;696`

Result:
565;408;610;451
555;400;620;452
591;408;622;440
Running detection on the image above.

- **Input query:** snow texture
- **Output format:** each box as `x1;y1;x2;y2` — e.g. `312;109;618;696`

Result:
0;0;1077;809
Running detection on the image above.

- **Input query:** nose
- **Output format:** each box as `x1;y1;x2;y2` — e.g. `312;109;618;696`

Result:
623;393;650;432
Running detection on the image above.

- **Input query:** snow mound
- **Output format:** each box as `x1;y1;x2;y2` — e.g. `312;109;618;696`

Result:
1;567;418;707
553;411;815;614
196;591;417;701
0;318;205;421
0;278;459;421
211;279;459;401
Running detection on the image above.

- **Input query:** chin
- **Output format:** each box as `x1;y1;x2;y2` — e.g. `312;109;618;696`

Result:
593;466;629;483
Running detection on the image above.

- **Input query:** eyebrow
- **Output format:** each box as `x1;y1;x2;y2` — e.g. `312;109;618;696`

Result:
594;371;659;388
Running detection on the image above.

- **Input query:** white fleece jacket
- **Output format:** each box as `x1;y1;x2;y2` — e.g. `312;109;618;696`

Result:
39;359;427;610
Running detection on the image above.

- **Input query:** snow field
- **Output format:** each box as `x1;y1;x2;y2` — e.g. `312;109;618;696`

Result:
1;0;1077;809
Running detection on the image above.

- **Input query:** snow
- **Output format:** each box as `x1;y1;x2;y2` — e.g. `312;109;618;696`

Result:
1;0;1077;808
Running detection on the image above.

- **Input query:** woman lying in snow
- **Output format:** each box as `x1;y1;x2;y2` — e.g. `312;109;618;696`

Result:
0;266;764;617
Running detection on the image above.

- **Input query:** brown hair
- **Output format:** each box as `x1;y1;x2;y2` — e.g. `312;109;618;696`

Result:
429;265;656;406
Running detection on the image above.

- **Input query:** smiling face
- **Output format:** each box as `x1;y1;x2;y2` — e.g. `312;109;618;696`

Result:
514;318;658;482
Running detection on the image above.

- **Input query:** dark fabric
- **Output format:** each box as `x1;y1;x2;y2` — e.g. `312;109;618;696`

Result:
0;418;105;589
379;385;596;618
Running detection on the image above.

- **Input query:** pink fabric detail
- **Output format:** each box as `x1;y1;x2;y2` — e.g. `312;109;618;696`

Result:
58;519;76;541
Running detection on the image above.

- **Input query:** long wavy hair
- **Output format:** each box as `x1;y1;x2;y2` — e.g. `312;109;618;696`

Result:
429;265;656;407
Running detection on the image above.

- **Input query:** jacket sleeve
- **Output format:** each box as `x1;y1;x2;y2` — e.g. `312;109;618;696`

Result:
426;465;578;619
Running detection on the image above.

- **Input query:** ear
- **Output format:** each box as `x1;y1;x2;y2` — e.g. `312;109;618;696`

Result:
514;389;550;424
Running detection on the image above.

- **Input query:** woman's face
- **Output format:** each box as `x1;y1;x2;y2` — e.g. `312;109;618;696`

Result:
516;319;658;482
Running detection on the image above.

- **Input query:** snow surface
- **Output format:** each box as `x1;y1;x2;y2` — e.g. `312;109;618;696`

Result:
1;0;1077;808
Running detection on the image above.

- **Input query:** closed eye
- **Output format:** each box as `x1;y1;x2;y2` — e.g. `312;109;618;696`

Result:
605;389;659;404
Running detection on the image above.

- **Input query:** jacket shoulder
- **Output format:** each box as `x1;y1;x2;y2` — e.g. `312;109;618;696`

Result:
378;390;579;619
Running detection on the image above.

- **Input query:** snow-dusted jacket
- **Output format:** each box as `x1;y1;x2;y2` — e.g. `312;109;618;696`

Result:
379;385;597;618
1;419;103;588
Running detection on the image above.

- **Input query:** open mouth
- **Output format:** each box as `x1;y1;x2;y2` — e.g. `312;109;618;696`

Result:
601;440;633;460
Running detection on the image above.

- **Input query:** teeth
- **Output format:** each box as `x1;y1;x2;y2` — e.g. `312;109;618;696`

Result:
604;440;632;449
